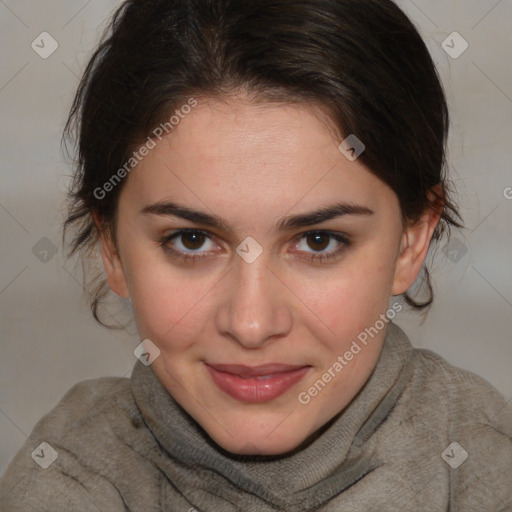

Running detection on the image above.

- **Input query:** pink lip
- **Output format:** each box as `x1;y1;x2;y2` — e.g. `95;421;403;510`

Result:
205;363;311;403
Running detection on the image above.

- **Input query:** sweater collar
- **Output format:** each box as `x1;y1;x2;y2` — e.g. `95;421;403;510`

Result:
131;321;413;509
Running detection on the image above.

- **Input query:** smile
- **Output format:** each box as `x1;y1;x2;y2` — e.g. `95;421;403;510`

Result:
204;363;311;403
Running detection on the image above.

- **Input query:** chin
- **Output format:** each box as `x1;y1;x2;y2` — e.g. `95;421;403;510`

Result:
208;423;311;457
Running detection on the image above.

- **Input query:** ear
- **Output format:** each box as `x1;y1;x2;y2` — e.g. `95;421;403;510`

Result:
93;211;130;299
391;184;444;296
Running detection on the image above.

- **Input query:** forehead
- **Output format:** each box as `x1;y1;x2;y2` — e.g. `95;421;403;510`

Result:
162;98;338;176
120;97;398;225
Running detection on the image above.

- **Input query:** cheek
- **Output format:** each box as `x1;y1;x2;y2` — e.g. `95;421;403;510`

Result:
292;249;397;340
125;254;211;345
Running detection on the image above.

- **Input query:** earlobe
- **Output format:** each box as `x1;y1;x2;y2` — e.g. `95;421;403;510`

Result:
93;212;130;299
391;185;444;296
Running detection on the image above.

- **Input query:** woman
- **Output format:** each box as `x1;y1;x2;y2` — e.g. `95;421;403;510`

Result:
1;0;510;510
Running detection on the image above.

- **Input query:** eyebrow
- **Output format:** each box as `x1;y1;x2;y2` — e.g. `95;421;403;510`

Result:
140;201;374;232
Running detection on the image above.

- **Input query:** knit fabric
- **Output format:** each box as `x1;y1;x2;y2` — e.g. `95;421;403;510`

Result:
1;321;511;511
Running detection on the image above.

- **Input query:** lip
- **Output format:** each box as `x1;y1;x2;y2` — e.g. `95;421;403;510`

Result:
205;363;311;403
207;363;307;378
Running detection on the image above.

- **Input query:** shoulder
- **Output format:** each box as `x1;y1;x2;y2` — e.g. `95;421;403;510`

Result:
38;375;131;434
410;345;511;426
406;345;512;506
0;375;135;511
385;322;511;431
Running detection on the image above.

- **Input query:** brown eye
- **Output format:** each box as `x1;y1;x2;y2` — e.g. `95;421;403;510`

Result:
293;231;350;263
160;229;216;259
306;233;330;252
181;231;206;250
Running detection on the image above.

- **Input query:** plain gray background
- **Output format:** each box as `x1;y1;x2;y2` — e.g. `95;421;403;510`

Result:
1;0;511;475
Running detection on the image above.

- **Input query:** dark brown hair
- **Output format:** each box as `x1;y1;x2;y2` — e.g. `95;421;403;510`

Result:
62;0;463;327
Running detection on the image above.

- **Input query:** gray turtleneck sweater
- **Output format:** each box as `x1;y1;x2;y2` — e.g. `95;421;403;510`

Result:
0;321;511;511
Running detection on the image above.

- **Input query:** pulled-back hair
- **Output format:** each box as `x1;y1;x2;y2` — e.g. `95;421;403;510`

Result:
63;0;463;327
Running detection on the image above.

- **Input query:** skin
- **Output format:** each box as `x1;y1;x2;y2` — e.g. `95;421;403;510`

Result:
97;96;442;456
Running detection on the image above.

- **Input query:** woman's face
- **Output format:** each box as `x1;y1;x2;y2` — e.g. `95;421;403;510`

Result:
101;97;436;455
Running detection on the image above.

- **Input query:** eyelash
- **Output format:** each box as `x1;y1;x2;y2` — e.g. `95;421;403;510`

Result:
158;229;350;264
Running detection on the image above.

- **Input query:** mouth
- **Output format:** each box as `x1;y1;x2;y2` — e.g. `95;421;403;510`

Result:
204;362;311;402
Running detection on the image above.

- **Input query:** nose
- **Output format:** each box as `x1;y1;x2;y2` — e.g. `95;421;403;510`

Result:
215;255;292;349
